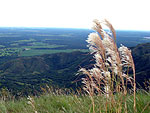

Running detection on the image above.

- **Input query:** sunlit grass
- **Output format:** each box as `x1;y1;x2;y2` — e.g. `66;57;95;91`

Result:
0;92;149;113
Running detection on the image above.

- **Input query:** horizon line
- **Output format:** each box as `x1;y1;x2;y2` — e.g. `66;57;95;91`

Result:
0;26;149;32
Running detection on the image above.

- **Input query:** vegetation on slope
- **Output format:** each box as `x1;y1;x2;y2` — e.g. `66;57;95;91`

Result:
0;43;150;95
0;90;149;113
132;43;150;88
0;51;93;95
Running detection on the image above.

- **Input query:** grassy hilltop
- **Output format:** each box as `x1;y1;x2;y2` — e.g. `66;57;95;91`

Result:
0;91;149;113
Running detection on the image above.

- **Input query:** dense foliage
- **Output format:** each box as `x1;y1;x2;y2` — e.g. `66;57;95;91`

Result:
0;43;149;95
0;51;93;95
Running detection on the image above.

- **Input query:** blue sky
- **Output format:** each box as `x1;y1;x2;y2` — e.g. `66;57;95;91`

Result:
0;0;150;30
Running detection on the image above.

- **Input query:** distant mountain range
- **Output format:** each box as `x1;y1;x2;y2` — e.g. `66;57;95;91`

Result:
0;43;150;95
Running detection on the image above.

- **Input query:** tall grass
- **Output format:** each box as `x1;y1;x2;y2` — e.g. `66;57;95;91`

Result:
0;91;149;113
0;19;149;113
79;19;137;113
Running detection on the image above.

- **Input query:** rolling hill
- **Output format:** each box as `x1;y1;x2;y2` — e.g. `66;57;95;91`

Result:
0;43;150;95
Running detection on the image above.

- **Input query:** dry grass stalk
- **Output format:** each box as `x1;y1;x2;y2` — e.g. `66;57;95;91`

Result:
92;19;105;40
27;96;37;113
102;19;116;41
79;19;136;112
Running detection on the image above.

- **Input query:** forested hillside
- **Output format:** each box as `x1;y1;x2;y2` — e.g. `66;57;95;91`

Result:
0;43;150;95
132;43;150;88
0;51;92;95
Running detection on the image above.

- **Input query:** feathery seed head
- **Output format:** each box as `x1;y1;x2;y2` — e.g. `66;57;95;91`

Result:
86;33;99;45
119;45;132;67
80;19;136;102
90;67;102;77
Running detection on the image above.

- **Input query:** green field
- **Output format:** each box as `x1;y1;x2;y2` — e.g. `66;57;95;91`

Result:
20;49;89;56
0;45;5;48
35;34;72;37
14;39;36;43
0;39;89;57
20;42;66;49
0;48;19;57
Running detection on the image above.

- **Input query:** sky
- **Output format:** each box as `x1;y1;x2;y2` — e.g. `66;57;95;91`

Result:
0;0;150;30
